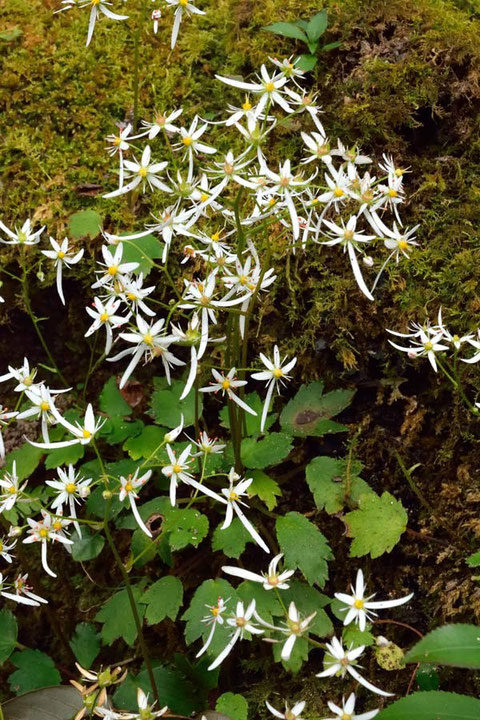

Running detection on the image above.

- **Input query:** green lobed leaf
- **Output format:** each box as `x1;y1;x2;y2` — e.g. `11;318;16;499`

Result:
343;624;375;648
44;442;85;470
376;691;480;720
248;470;281;510
294;54;318;72
68;209;102;239
69;622;101;669
0;609;18;664
100;417;144;445
216;693;248;720
276;512;333;587
466;551;480;568
110;234;164;276
4;443;43;481
130;528;157;568
404;624;480;669
241;432;293;469
113;663;200;715
140;576;184;625
182;579;238;657
305;455;373;514
163;508;209;551
280;382;354;437
99;376;132;417
211;517;252;558
345;492;408;558
149;377;201;429
261;22;308;42
95;584;146;646
123;425;166;461
306;10;328;41
8;650;61;694
70;529;105;562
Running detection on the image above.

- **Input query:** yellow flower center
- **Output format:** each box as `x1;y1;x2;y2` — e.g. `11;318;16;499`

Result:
242;99;252;111
395;168;404;177
317;144;329;156
124;481;133;493
53;521;62;531
344;229;355;241
100;312;109;323
267;575;279;585
23;376;34;386
341;714;352;720
172;464;182;474
388;188;398;198
290;621;301;634
210;232;220;242
82;429;92;439
354;598;364;609
273;368;283;379
18;231;27;243
211;606;219;616
229;491;239;501
398;239;409;250
268;198;276;206
222;379;230;389
200;192;209;203
280;176;291;187
236;616;246;627
182;136;193;146
239;275;248;285
127;292;137;301
180;0;188;5
8;486;16;495
39;528;49;538
224;162;234;175
40;401;50;411
144;333;154;346
424;341;433;351
333;188;344;197
265;82;275;93
107;265;118;276
66;483;76;494
0;542;3;552
57;251;66;259
452;334;460;343
138;167;148;178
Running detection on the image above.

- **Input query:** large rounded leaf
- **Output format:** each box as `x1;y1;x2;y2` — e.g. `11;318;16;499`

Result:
404;624;480;668
376;691;480;719
2;685;82;720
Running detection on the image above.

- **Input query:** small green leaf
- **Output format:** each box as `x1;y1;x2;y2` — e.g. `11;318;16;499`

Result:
376;691;480;720
100;417;144;445
466;551;480;568
141;576;184;625
343;624;375;648
149;377;201;429
404;624;480;669
248;470;281;510
0;27;22;42
216;693;248;720
345;492;408;558
0;609;17;664
241;433;293;469
95;584;146;646
212;517;252;558
295;54;318;72
69;210;102;240
123;425;166;461
306;10;328;41
415;664;440;691
280;382;354;437
8;650;61;694
321;40;342;51
164;508;209;551
111;234;163;276
69;623;101;669
261;22;308;42
70;529;105;562
113;663;200;715
276;512;333;586
306;455;373;514
45;442;85;469
99;376;132;417
4;444;43;481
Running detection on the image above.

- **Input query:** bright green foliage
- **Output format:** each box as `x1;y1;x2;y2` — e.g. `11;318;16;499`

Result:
111;234;164;276
69;623;101;669
113;663;200;715
280;382;353;437
129;528;157;568
4;444;43;481
45;442;85;469
123;424;166;460
404;624;480;668
466;551;480;567
163;508;209;551
182;579;237;656
68;209;102;239
95;584;146;646
376;691;480;719
276;512;333;586
343;624;375;648
345;492;408;558
141;576;184;625
0;609;18;664
216;693;248;720
305;455;373;513
149;377;201;429
8;650;61;694
100;417;144;445
241;432;293;469
211;517;252;558
236;580;283;625
248;470;282;510
415;664;440;691
99;376;132;417
70;529;105;562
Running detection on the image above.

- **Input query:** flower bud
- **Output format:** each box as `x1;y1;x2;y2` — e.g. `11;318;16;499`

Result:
8;526;22;537
102;489;113;500
79;485;91;499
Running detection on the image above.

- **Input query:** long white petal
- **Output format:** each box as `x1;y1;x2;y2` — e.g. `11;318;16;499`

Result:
234;504;269;553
